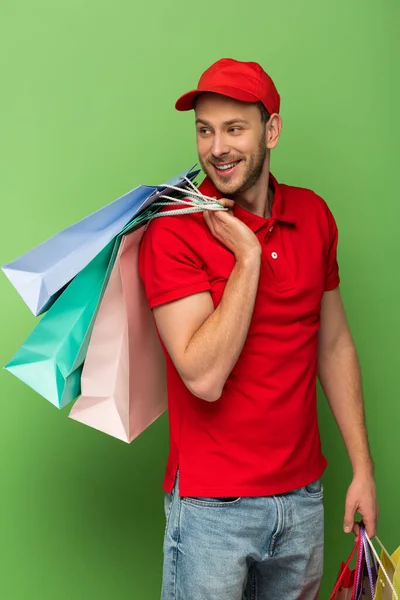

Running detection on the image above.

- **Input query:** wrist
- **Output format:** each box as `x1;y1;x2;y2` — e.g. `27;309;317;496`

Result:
352;460;375;479
235;246;262;265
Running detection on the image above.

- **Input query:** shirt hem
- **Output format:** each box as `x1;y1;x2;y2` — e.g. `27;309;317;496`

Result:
325;276;340;292
162;458;328;498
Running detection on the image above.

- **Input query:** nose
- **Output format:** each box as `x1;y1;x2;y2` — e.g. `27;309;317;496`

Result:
211;133;230;158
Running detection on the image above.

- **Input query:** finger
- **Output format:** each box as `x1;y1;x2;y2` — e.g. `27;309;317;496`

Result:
344;500;356;534
363;513;377;539
218;198;235;209
353;522;361;543
207;211;226;236
212;208;234;223
203;211;216;236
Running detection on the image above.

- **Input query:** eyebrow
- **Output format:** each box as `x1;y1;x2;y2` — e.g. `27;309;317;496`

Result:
195;118;250;127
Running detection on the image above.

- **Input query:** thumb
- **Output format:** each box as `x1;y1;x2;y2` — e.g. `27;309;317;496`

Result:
344;499;356;534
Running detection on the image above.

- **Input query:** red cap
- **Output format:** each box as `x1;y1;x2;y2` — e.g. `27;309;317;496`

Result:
175;58;280;115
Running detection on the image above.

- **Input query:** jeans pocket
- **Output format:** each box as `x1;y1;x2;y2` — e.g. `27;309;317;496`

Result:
182;496;242;507
303;479;324;499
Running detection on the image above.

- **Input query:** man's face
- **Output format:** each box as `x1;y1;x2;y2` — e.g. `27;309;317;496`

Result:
195;93;268;197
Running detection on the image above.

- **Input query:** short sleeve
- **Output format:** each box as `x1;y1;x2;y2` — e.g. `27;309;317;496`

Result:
138;215;211;309
325;206;340;291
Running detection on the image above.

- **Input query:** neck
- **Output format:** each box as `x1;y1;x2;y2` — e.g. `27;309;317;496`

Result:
230;160;273;219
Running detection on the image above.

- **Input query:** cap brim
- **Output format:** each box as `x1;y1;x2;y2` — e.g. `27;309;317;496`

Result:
175;85;261;111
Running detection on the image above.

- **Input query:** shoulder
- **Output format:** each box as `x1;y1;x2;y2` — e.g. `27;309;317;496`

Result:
139;207;210;269
280;181;337;232
138;205;213;304
281;182;332;213
141;207;206;247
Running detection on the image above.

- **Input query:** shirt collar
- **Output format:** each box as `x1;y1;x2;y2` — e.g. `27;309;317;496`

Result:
198;173;296;233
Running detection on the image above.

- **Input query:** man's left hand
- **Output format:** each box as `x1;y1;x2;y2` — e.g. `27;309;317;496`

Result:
343;473;379;541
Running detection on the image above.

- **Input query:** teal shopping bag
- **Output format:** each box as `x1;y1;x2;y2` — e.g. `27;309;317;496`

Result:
5;240;118;408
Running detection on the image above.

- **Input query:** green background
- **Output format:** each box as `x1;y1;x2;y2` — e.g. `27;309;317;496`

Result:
1;0;399;598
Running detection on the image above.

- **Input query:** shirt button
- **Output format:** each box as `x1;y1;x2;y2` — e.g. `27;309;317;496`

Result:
271;251;278;259
269;226;274;232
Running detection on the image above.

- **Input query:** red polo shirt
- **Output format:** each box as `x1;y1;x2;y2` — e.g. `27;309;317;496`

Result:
138;174;340;497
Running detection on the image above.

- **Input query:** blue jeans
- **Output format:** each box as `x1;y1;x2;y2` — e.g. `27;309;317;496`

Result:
161;472;324;599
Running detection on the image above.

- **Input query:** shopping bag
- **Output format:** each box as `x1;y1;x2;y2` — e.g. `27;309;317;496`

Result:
375;548;400;599
2;166;198;316
364;534;400;599
5;241;117;408
330;543;358;600
330;529;376;600
69;227;167;442
396;550;400;598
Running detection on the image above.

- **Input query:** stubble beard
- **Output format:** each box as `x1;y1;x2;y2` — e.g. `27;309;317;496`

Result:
199;135;268;198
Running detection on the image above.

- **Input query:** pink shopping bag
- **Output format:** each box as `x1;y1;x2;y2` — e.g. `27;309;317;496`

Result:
69;227;167;442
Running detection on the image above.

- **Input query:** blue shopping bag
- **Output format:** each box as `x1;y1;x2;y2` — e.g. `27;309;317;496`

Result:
2;166;198;316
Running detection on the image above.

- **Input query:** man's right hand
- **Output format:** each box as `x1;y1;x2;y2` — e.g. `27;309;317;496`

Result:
203;199;261;261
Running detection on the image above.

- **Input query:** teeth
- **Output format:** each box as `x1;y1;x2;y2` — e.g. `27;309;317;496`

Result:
215;162;239;171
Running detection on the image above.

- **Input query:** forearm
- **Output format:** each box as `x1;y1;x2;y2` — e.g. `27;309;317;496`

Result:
318;331;373;476
184;253;261;401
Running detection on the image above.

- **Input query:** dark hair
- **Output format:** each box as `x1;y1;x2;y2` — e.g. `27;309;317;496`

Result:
256;101;271;124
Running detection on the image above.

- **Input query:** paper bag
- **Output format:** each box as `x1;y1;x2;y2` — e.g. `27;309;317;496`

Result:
69;227;167;442
374;547;400;599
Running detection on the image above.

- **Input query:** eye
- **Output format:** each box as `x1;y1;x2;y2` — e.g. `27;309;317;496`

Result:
229;126;242;133
198;127;211;136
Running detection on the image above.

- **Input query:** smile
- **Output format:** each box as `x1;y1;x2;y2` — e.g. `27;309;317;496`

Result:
213;161;241;176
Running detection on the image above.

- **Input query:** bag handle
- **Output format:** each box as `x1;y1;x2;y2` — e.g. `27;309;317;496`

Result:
364;531;399;600
329;542;359;600
352;530;365;600
360;527;376;597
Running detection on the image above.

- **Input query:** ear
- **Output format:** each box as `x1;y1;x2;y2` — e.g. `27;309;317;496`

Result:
266;114;283;150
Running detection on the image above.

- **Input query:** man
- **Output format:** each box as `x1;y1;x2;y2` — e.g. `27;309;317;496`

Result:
139;58;378;599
